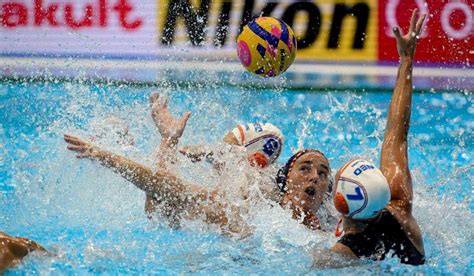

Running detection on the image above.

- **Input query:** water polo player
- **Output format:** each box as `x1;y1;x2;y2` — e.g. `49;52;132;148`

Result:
144;93;284;222
276;149;338;232
64;93;285;235
149;94;337;232
314;10;426;266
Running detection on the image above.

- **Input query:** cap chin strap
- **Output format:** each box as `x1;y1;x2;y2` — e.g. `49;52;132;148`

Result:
335;218;344;237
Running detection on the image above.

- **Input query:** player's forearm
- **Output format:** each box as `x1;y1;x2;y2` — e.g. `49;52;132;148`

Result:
155;137;178;170
180;144;215;163
94;149;156;192
96;150;186;201
145;170;218;221
385;57;414;142
93;138;218;219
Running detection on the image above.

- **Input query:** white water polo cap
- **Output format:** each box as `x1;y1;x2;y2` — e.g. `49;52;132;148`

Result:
231;123;283;167
334;159;390;220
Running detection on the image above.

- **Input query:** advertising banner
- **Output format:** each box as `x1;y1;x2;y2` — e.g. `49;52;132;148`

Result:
1;0;472;66
378;0;473;65
157;0;378;61
1;0;158;55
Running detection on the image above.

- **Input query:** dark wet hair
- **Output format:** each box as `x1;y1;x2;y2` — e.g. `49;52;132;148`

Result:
276;149;332;194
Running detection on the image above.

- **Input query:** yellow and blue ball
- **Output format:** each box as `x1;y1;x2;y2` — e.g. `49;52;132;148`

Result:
237;17;297;77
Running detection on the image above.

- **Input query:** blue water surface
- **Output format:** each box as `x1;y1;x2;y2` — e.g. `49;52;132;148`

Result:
0;80;472;274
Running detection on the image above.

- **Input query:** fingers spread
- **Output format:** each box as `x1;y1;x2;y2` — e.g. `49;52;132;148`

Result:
67;145;85;152
150;92;169;110
64;135;83;146
392;27;402;39
152;95;169;110
149;92;159;104
180;111;192;127
64;133;76;140
183;111;192;120
415;14;427;36
409;9;418;32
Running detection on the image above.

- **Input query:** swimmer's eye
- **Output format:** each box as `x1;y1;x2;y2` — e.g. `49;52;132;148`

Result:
299;166;311;173
318;171;327;178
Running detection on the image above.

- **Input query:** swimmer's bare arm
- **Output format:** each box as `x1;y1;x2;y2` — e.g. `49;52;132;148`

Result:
64;134;159;192
64;134;203;196
150;93;191;170
147;93;192;215
64;134;230;224
179;144;214;162
380;10;425;212
327;11;427;264
0;232;47;273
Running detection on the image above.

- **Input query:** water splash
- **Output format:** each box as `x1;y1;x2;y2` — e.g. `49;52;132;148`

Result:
0;79;472;274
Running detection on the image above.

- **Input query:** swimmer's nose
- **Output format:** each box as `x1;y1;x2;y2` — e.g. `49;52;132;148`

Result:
308;172;320;186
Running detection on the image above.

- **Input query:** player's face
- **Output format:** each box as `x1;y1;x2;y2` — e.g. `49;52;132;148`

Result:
281;152;330;216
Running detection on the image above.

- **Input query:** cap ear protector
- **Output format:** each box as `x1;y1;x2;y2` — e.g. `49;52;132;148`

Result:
334;159;391;220
248;152;269;168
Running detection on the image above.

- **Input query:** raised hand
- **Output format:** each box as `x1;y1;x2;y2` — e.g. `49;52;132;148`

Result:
392;9;426;59
150;92;191;141
64;134;98;159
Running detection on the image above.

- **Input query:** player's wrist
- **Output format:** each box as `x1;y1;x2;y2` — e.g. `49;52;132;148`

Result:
161;137;179;148
400;56;414;64
93;147;109;160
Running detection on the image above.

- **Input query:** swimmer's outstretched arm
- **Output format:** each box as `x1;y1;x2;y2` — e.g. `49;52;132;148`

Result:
147;93;192;216
318;10;427;267
380;9;425;212
65;134;158;191
377;9;426;256
64;134;197;197
64;134;231;225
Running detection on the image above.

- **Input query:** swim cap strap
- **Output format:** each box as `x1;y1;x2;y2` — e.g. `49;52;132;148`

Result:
335;218;344;237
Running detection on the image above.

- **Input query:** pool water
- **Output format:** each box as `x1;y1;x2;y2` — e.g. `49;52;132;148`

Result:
0;80;472;274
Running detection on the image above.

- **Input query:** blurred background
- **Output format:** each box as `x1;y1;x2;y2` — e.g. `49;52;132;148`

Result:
1;0;472;89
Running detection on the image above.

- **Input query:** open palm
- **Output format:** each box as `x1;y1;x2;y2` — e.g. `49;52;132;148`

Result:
150;93;191;140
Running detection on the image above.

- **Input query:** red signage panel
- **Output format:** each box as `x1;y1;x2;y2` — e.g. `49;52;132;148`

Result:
378;0;473;66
